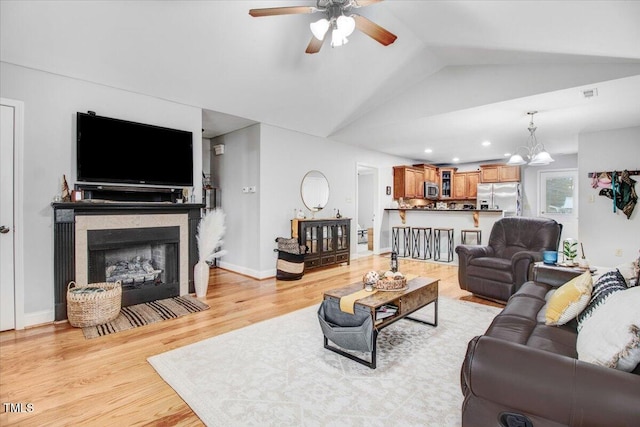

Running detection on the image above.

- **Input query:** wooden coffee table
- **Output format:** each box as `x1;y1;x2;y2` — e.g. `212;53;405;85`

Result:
322;276;438;368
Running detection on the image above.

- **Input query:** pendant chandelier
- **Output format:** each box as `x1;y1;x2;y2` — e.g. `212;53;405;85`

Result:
507;111;554;166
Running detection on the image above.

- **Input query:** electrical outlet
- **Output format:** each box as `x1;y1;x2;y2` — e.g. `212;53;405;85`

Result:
249;186;257;193
242;187;249;193
615;249;623;257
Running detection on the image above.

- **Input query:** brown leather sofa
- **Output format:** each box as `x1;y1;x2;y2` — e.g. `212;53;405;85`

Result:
456;217;562;302
461;266;640;427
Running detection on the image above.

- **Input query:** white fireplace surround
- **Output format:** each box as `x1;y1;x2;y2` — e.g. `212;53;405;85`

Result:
75;214;189;296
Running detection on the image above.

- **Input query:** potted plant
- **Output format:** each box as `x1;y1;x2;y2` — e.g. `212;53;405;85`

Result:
195;209;227;297
563;238;578;266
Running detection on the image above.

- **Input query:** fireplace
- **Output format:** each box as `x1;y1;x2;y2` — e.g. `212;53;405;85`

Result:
87;226;180;307
52;203;202;321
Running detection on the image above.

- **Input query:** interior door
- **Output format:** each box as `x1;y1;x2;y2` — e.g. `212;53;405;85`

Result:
1;103;15;331
538;169;579;245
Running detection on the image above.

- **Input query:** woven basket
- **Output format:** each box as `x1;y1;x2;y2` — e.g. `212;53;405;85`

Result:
375;278;407;291
67;281;122;327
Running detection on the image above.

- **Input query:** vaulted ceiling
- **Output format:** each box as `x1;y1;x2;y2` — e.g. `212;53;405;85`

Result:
2;1;640;164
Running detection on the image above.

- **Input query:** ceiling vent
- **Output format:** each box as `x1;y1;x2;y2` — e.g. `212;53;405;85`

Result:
582;88;598;98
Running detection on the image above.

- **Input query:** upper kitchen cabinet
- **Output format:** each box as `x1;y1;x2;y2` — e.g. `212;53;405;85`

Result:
413;164;439;183
480;164;521;183
393;166;424;199
452;171;480;199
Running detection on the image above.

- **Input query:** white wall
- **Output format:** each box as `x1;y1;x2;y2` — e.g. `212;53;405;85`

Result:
0;62;203;325
578;126;640;267
211;125;261;277
211;124;414;278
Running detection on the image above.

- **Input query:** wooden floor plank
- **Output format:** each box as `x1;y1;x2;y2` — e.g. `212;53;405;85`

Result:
0;256;501;426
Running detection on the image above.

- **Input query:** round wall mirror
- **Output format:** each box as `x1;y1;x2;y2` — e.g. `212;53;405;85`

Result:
301;170;330;213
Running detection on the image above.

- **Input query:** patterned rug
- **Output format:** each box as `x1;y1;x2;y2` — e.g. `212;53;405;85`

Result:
82;295;209;339
148;297;500;426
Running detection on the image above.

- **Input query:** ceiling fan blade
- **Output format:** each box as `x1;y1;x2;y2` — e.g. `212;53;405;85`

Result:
353;0;384;7
353;14;397;46
305;36;324;54
249;6;316;17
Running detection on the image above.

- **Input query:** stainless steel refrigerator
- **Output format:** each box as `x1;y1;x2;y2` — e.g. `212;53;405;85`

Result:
476;182;521;216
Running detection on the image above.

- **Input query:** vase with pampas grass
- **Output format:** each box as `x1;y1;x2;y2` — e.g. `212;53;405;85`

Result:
195;209;227;297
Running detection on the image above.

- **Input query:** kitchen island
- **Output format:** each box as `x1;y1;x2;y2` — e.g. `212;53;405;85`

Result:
384;208;505;264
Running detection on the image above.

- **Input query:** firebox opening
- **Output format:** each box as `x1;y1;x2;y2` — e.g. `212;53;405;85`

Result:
87;226;180;306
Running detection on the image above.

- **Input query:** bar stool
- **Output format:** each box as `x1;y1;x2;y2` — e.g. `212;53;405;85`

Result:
391;226;411;257
434;227;454;262
411;227;432;260
461;229;482;245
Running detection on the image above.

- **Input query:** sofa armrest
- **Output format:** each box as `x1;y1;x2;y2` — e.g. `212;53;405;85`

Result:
462;336;640;426
532;263;583;287
455;245;494;291
511;251;543;292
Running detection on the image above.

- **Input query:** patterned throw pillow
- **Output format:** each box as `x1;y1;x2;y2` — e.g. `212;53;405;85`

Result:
545;272;593;326
276;237;304;255
577;286;640;372
577;269;627;332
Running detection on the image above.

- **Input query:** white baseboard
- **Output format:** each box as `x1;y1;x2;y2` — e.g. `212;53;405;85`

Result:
24;310;54;329
217;261;275;280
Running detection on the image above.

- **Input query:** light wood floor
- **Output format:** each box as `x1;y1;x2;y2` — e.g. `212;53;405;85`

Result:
0;255;502;426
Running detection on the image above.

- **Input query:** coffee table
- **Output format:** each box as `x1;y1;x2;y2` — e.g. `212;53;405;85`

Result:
322;276;438;368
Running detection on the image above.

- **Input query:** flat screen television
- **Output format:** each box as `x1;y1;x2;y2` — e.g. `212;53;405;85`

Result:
77;112;194;187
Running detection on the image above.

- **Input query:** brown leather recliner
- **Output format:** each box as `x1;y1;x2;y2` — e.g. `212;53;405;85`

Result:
455;217;562;302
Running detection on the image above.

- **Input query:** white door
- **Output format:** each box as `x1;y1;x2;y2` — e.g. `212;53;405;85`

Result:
538;169;579;248
1;103;15;331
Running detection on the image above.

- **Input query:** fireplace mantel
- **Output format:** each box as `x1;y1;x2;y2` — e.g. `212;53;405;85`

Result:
52;202;203;321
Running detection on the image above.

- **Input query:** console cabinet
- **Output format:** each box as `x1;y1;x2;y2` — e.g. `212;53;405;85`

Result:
295;218;351;270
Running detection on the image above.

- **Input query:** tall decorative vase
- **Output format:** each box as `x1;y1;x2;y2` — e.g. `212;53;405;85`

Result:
194;260;210;298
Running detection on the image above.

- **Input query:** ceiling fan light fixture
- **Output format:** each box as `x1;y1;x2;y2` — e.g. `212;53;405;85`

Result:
310;18;330;40
331;28;349;47
337;15;356;37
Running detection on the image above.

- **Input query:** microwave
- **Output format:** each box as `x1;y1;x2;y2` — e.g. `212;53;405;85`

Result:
424;182;439;199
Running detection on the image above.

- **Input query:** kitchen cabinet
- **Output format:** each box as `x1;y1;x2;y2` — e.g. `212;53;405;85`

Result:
295;218;350;270
439;168;456;198
480;164;520;183
452;171;480;200
393;166;424;199
413;163;439;183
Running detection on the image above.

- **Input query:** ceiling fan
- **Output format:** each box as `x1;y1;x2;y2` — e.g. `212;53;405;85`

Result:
249;0;397;54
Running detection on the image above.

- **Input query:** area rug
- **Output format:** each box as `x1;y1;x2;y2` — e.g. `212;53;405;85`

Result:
82;295;209;339
148;297;500;426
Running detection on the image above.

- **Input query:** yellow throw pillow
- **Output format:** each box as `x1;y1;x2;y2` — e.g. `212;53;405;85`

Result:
545;272;593;326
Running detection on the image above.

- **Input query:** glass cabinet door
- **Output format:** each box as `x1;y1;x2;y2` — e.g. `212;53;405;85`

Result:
305;224;319;254
336;224;348;250
322;224;333;252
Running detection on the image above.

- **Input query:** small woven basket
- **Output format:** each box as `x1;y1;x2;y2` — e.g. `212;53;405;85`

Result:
67;281;122;327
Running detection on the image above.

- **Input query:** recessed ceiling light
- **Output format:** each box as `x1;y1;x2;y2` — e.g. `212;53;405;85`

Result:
482;141;491;147
504;153;511;157
424;148;433;153
452;157;460;162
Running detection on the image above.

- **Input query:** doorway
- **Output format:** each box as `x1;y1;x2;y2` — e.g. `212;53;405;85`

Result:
356;164;377;257
1;98;24;331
